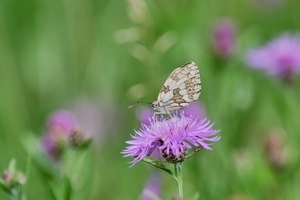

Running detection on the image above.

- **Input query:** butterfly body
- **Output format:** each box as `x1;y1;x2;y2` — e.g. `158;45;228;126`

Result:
152;61;201;114
151;101;173;114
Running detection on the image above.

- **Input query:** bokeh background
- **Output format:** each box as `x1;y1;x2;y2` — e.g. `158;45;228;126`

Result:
1;0;300;199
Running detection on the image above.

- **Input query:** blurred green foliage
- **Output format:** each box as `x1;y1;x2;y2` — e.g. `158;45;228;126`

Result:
1;0;300;199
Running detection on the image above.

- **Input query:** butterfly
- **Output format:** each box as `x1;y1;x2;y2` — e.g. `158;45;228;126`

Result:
151;61;201;114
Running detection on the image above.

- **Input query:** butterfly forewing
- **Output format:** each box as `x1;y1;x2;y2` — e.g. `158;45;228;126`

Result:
156;61;201;112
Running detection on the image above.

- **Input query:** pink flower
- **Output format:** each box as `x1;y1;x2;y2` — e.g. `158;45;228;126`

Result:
42;110;79;160
213;19;236;58
246;34;300;81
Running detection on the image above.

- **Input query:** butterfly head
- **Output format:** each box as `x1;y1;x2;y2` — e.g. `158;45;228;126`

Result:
151;101;158;109
151;101;167;114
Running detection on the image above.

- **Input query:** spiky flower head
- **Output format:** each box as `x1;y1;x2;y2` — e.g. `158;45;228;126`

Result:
42;110;89;161
42;111;77;160
122;112;220;166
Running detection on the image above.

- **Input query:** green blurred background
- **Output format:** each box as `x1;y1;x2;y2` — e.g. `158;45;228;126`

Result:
1;0;300;199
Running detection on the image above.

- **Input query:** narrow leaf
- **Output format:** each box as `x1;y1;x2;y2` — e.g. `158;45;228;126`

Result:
142;158;173;176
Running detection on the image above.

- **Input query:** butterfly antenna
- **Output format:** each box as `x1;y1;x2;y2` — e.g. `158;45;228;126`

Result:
137;100;152;105
128;100;152;109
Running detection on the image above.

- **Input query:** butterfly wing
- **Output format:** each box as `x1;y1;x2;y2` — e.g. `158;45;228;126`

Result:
157;61;201;112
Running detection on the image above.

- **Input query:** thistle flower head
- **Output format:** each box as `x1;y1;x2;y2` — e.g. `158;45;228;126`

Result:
122;112;220;166
47;111;77;138
213;19;236;58
246;34;300;81
42;111;77;160
42;110;90;161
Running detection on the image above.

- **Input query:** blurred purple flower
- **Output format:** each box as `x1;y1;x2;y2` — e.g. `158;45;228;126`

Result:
122;112;220;166
73;99;118;143
213;19;236;58
246;34;300;81
42;134;61;161
47;111;77;137
142;174;160;200
73;101;99;138
182;103;205;120
42;110;78;160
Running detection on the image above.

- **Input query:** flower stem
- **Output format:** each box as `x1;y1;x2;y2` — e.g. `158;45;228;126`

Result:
10;187;23;200
174;163;183;199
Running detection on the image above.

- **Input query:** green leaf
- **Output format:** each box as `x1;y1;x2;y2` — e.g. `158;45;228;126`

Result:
64;177;72;200
23;135;57;178
49;188;60;200
49;177;73;200
142;158;173;176
8;159;16;173
0;179;10;194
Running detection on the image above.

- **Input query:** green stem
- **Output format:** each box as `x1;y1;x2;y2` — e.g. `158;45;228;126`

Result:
174;163;183;199
10;187;23;200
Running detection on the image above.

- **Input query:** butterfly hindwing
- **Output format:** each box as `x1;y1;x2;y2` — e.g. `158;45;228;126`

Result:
156;61;201;112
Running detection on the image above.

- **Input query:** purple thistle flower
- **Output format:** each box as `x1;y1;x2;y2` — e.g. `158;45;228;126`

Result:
213;19;236;58
42;110;78;160
142;174;160;200
122;112;220;166
47;111;77;136
246;34;300;81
